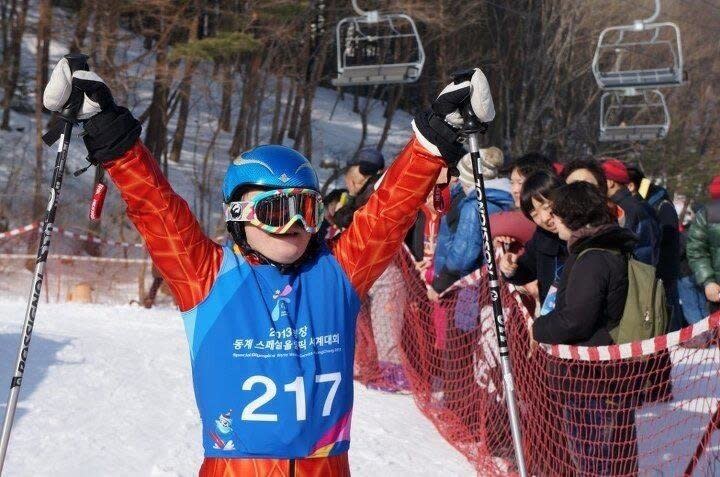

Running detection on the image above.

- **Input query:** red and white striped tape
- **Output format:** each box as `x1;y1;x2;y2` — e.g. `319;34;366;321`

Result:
0;253;150;264
541;313;720;361
50;225;145;249
0;221;228;249
0;222;39;240
0;221;146;248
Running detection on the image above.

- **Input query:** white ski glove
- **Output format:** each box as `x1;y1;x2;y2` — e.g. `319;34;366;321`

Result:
434;68;495;126
43;57;141;163
43;57;110;120
412;68;495;164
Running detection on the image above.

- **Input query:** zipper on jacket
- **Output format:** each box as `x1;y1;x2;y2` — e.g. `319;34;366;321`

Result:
289;458;295;477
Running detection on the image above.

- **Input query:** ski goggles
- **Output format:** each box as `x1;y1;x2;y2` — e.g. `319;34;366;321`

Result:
224;188;324;234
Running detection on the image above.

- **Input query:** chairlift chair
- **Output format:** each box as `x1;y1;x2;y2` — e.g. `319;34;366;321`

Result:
592;0;683;90
599;90;670;142
333;1;425;87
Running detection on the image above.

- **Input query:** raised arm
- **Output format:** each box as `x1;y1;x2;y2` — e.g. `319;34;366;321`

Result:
331;68;496;297
332;138;444;297
105;141;222;311
42;59;222;311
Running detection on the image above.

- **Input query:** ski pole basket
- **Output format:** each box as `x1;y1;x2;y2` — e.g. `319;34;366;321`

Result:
599;90;670;142
332;1;425;87
592;22;683;90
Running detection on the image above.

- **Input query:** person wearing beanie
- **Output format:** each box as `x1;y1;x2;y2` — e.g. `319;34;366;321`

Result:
601;157;661;266
687;175;720;314
334;148;386;229
432;149;514;294
429;149;513;430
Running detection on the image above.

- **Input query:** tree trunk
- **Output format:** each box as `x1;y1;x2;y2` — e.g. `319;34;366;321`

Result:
277;78;295;143
70;0;93;54
0;0;29;130
377;84;403;151
1;0;10;54
144;41;171;162
32;0;51;221
269;76;284;144
287;82;303;141
169;4;201;163
229;55;260;158
219;62;233;132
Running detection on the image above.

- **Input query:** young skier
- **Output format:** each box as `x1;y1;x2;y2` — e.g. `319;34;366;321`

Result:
42;59;495;475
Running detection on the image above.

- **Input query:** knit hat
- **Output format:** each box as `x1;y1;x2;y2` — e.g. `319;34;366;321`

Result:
709;176;720;200
458;147;504;188
601;158;630;184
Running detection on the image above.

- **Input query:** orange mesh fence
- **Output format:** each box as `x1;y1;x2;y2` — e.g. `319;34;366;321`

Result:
355;246;720;476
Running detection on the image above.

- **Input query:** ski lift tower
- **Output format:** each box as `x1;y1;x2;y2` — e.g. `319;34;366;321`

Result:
592;0;684;141
332;0;425;86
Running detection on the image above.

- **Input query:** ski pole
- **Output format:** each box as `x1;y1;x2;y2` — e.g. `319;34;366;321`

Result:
0;53;89;474
460;101;528;476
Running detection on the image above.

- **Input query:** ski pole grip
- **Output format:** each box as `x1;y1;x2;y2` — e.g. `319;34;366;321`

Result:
61;53;90;121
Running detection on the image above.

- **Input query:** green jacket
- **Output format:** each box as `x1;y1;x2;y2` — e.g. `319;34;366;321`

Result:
687;202;720;286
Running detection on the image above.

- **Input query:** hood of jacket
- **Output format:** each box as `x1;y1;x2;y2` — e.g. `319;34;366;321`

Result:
482;187;515;212
569;224;638;255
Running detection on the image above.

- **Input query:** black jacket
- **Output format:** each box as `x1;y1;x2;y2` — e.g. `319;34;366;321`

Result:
611;187;660;266
505;227;567;303
646;185;680;285
533;225;638;346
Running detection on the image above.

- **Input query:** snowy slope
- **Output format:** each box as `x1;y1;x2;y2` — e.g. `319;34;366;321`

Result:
0;299;475;476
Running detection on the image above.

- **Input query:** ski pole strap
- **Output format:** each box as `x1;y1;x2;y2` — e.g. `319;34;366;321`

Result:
42;118;65;147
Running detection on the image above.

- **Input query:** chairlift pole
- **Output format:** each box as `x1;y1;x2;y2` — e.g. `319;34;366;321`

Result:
634;0;661;29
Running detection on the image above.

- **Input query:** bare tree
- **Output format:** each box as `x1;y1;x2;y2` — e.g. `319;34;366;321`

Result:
0;0;29;130
32;0;52;220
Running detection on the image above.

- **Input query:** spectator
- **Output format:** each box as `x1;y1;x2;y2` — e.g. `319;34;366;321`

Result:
533;180;636;344
491;152;553;249
624;163;684;330
319;188;348;240
499;170;567;306
532;181;639;475
333;148;385;228
601;158;661;266
679;213;709;324
562;158;608;195
687;175;720;314
625;163;647;198
406;188;450;284
508;152;554;209
431;150;512;293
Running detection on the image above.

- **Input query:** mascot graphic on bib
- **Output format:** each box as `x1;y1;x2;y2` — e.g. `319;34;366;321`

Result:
209;410;239;451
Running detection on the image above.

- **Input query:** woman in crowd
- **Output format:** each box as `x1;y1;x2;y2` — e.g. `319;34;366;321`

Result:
532;181;638;476
499;170;566;307
562;158;608;195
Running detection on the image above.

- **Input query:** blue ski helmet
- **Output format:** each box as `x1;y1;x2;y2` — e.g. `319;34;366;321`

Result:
223;145;319;202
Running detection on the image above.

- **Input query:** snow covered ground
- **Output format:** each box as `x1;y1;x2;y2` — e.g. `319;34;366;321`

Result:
0;299;475;476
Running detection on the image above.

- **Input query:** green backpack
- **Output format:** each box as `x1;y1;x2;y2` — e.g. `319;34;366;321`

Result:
578;248;669;344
